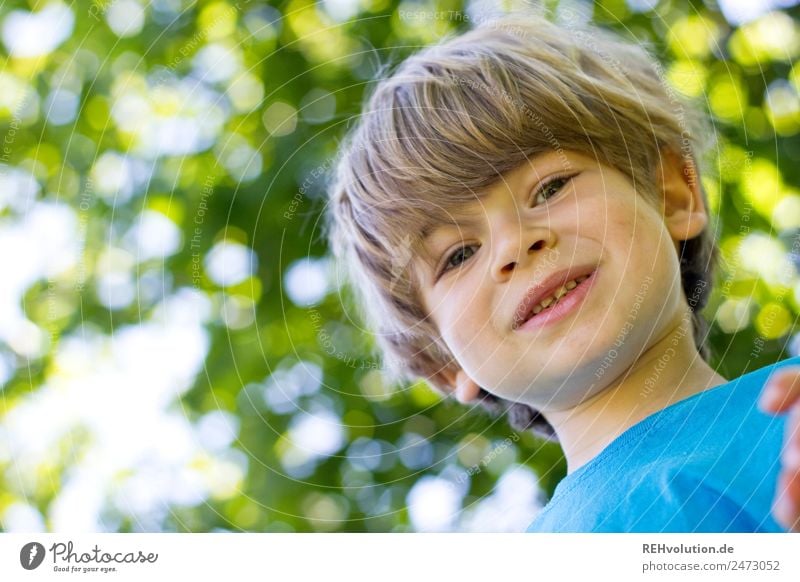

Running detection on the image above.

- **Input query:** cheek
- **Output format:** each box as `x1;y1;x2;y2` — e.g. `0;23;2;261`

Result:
604;195;640;232
593;194;666;260
569;189;636;236
442;308;483;348
434;290;479;342
441;302;501;365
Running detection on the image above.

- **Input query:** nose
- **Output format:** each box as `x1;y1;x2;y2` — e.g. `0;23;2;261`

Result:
491;227;556;282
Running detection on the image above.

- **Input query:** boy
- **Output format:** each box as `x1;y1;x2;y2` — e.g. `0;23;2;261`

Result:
326;13;800;532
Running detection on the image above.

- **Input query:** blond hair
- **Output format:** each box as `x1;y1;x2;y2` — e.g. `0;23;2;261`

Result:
326;13;717;439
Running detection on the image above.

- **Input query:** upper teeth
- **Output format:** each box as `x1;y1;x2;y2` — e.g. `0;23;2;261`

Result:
530;275;590;316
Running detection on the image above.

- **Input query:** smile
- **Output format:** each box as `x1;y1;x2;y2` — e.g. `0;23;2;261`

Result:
515;268;598;332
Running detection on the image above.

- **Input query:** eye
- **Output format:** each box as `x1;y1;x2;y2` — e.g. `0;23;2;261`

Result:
439;244;477;277
531;174;574;206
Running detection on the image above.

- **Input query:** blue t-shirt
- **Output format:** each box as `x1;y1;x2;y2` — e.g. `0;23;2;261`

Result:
526;356;798;532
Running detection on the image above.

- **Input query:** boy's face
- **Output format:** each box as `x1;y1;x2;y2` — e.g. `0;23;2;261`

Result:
413;149;707;412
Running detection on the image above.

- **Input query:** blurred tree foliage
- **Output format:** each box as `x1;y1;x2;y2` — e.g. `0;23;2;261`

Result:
0;0;799;532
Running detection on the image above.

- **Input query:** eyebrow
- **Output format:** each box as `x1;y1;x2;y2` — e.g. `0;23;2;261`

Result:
420;214;484;246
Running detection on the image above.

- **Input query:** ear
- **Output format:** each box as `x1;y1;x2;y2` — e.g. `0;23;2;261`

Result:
431;367;481;403
658;148;708;243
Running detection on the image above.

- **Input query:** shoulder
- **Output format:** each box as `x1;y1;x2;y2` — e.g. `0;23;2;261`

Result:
618;465;768;532
527;462;777;532
527;357;800;533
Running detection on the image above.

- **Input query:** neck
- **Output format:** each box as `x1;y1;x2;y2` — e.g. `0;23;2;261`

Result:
544;311;728;474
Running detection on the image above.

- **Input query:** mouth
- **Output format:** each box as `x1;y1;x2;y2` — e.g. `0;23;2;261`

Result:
512;265;598;331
